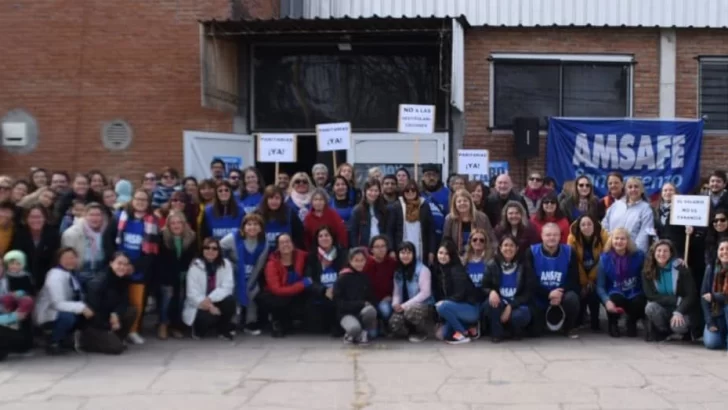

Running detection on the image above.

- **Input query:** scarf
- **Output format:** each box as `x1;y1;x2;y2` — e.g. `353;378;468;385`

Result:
501;260;518;274
659;201;670;226
204;261;217;294
712;264;728;314
524;186;548;201
289;190;313;211
318;246;337;269
82;219;104;263
610;250;629;284
405;199;420;223
115;210;159;255
63;266;84;302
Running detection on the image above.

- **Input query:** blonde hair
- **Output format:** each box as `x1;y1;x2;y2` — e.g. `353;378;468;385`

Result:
448;189;476;220
624;177;647;202
287;172;314;195
603;227;638;254
462;227;493;262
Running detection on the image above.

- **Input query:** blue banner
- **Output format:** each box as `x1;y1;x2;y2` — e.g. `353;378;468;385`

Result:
470;161;510;184
546;118;704;197
213;156;242;177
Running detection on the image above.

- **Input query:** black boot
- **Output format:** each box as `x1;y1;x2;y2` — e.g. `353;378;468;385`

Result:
607;315;621;338
271;321;285;338
626;319;638;338
645;321;655;342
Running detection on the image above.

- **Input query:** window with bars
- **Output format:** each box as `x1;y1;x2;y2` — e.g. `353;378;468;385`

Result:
491;56;632;129
699;59;728;130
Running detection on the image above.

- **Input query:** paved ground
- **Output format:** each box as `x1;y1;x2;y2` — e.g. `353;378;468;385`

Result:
0;332;725;410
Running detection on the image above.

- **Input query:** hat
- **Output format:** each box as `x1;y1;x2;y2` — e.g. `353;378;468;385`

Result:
545;305;566;332
421;164;439;174
3;250;27;270
115;179;133;204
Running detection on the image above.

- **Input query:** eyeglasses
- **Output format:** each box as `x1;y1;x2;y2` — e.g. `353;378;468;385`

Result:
293;180;308;185
542;200;557;205
203;246;219;251
578;183;591;188
714;218;727;224
471;237;485;243
529;177;543;182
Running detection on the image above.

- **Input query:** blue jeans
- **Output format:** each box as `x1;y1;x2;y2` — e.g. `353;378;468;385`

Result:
52;312;79;344
704;314;728;350
369;299;393;338
158;286;173;325
483;301;532;339
436;300;480;337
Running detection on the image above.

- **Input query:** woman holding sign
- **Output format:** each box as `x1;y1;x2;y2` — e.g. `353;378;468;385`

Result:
653;183;690;258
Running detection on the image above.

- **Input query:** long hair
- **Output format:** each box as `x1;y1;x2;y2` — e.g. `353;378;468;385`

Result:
569;214;605;248
257;184;288;223
212;180;241;218
287;172;314;195
448;189;476;220
200;237;225;269
462;228;493;262
197;179;216;204
330;176;351;200
565;175;598;216
603;227;638;254
643;239;677;281
495;234;521;263
497;200;529;232
436;237;462;268
314;225;337;248
396;241;417;281
535;192;566;221
467;180;489;211
123;189;152;216
240;166;265;199
358;178;387;217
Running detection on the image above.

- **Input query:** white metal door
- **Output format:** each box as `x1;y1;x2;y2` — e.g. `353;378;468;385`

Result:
347;133;449;183
183;130;255;179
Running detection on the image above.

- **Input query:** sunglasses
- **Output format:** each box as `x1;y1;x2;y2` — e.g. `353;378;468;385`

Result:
529;177;543;182
404;188;417;193
293;180;308;185
471;237;485;243
203;246;219;251
133;197;148;202
542;200;557;205
578;183;591;188
714;218;727;223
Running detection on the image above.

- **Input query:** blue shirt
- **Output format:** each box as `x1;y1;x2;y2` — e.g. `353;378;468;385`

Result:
205;204;245;240
499;271;518;303
234;235;266;306
119;218;145;281
265;214;292;250
240;192;263;215
330;199;353;224
466;260;486;287
531;244;571;308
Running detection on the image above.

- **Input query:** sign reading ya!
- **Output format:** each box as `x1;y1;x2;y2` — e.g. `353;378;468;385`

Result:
257;133;297;163
547;118;704;197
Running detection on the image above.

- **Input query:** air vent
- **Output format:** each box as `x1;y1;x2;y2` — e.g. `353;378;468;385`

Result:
102;120;133;151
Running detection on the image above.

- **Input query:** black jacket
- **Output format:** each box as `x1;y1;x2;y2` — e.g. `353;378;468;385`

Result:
349;203;388;248
333;269;377;319
85;268;131;330
387;198;436;260
10;224;60;292
156;232;198;287
486;191;530;226
653;202;688;258
304;245;348;297
432;263;482;305
643;263;697;316
482;259;535;310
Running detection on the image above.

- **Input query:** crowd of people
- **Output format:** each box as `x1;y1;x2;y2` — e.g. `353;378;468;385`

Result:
1;159;728;360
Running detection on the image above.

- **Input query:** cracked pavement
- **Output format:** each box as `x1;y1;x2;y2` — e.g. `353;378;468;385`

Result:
0;332;726;410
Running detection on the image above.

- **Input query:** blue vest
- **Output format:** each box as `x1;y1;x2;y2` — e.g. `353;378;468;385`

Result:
233;234;266;306
205;204;245;240
286;197;310;222
320;266;338;288
499;271;518;303
466;260;486;287
599;251;645;300
119;219;144;281
394;262;435;305
330;199;353;224
264;212;292;250
423;186;449;239
532;244;572;307
240;192;262;215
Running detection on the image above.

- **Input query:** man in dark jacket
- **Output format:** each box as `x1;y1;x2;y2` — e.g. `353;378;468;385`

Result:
486;174;530;226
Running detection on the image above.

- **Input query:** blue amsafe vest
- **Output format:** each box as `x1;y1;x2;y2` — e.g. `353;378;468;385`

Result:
466;260;486;287
233;234;266;306
120;218;145;281
264;212;292;250
205;204;245;240
599;251;645;300
531;244;571;308
240;192;263;215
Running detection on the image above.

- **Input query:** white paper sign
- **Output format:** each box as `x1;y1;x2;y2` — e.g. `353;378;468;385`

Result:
316;122;351;152
398;104;435;134
458;149;489;175
670;195;711;227
257;133;297;163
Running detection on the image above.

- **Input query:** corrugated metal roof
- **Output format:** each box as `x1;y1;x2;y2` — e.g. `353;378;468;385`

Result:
303;0;728;28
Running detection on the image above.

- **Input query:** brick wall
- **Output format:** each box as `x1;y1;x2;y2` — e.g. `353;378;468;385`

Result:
0;0;278;182
463;27;661;187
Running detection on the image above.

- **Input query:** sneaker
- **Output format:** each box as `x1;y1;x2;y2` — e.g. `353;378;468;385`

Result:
127;332;145;345
73;330;83;353
357;332;369;345
157;324;169;340
446;331;471;345
243;325;262;336
343;334;355;344
468;322;481;340
218;331;235;341
408;334;427;343
665;333;684;342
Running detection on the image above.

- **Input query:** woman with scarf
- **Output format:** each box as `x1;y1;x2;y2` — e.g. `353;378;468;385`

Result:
653;183;692;257
61;203;113;291
433;239;483;345
114;188;160;345
389;241;434;343
201;180;245;241
156;211;197;340
521;172;551;216
34;247;93;355
494;201;540;260
256;185;304;250
334;247;378;345
597;228;646;338
286;172;314;222
643;240;697;342
567;215;609;331
303;225;347;335
560;175;600;223
303;189;348;251
443;189;497;256
602;177;654;253
239;167;264;214
349;179;388;249
387;180;436;265
221;213;269;335
702;238;728;350
329;176;354;223
183;237;236;340
11;204;61;293
530;192;570;244
482;235;535;342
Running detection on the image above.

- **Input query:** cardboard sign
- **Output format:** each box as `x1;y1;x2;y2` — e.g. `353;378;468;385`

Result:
670;195;711;227
316;122;351;152
458;149;489;176
257;133;297;163
397;104;435;134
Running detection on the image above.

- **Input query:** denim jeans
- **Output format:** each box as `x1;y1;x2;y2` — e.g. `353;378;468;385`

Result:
435;300;480;338
158;286;173;325
52;312;79;344
483;301;532;339
377;299;393;321
703;307;728;350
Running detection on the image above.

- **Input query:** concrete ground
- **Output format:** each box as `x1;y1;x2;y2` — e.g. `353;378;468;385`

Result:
0;332;725;410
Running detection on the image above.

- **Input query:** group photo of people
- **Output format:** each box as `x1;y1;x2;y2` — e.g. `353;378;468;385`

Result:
1;159;728;360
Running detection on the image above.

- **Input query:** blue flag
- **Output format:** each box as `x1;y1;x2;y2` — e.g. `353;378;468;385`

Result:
546;118;704;197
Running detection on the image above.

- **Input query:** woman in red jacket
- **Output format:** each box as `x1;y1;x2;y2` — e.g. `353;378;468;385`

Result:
259;233;311;337
530;192;570;244
303;188;348;251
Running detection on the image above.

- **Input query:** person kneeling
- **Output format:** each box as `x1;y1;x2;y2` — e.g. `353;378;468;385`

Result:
183;238;236;340
334;248;377;345
0;263;34;360
79;252;138;355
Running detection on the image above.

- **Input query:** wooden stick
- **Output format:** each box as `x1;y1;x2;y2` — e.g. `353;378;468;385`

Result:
413;137;419;182
275;162;280;186
684;232;691;266
332;151;338;175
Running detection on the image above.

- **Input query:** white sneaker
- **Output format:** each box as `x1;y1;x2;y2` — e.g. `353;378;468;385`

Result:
408;334;427;343
127;332;145;345
357;332;369;345
73;330;83;353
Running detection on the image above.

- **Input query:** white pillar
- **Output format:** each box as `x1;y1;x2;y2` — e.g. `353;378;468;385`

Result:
659;29;677;118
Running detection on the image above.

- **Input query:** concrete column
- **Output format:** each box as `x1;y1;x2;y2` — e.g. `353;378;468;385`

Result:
659;29;677;118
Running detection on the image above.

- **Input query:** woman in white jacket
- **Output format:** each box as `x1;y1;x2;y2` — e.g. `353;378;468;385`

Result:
34;247;94;355
602;177;655;253
183;237;236;340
